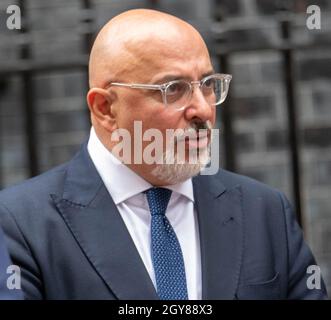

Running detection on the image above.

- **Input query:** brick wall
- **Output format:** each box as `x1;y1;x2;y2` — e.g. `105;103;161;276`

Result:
0;0;330;296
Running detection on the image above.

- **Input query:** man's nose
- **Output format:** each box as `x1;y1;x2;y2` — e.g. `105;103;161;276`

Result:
184;85;214;122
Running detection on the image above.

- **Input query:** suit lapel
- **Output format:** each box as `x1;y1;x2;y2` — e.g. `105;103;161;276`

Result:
193;174;243;299
51;145;158;300
51;144;243;300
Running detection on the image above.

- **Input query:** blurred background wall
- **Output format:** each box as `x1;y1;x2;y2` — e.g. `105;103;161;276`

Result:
0;0;330;295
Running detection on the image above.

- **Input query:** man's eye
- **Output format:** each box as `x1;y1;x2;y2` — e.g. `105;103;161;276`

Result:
167;83;186;95
167;83;180;94
204;79;214;88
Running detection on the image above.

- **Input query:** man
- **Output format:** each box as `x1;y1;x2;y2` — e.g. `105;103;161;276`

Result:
0;9;327;299
0;227;23;299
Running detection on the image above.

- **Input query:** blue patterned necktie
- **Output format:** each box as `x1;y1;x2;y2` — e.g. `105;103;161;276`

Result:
146;187;188;300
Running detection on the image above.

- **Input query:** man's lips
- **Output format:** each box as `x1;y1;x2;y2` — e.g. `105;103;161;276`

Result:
176;130;210;149
185;135;209;149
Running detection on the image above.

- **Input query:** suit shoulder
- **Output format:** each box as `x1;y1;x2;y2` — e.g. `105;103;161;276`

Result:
216;169;282;198
213;169;291;223
0;163;68;207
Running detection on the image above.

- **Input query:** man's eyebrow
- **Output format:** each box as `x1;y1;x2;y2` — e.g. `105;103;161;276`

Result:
153;70;215;84
201;70;215;78
153;74;183;84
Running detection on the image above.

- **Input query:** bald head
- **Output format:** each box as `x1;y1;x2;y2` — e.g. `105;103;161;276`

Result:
88;9;210;88
86;9;216;186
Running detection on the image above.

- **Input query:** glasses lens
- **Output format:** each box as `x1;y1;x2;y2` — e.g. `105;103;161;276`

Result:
165;81;191;108
202;76;230;105
164;75;231;109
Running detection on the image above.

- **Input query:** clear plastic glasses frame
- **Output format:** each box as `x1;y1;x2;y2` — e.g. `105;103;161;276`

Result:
106;73;232;110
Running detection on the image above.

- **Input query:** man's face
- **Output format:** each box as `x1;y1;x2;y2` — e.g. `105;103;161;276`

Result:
108;29;216;185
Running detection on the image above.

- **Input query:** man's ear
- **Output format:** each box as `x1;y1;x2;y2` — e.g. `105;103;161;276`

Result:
87;88;117;132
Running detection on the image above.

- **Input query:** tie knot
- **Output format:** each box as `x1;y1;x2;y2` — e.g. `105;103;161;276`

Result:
146;188;172;216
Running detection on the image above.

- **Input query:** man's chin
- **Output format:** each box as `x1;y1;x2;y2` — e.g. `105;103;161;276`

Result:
150;162;206;185
149;144;211;185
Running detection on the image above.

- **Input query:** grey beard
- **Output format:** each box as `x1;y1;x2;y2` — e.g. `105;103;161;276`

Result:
151;120;213;185
151;143;211;185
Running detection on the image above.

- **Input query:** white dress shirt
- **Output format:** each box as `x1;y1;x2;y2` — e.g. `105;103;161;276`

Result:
87;127;202;299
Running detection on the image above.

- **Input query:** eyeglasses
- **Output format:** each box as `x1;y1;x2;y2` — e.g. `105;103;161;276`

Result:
106;73;232;110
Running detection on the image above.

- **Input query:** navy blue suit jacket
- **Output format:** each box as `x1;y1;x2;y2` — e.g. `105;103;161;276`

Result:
0;144;327;299
0;227;23;299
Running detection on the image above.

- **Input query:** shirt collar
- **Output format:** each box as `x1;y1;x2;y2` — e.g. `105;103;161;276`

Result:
87;127;194;205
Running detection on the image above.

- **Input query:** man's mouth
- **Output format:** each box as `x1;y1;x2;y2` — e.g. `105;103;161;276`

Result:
177;130;210;149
